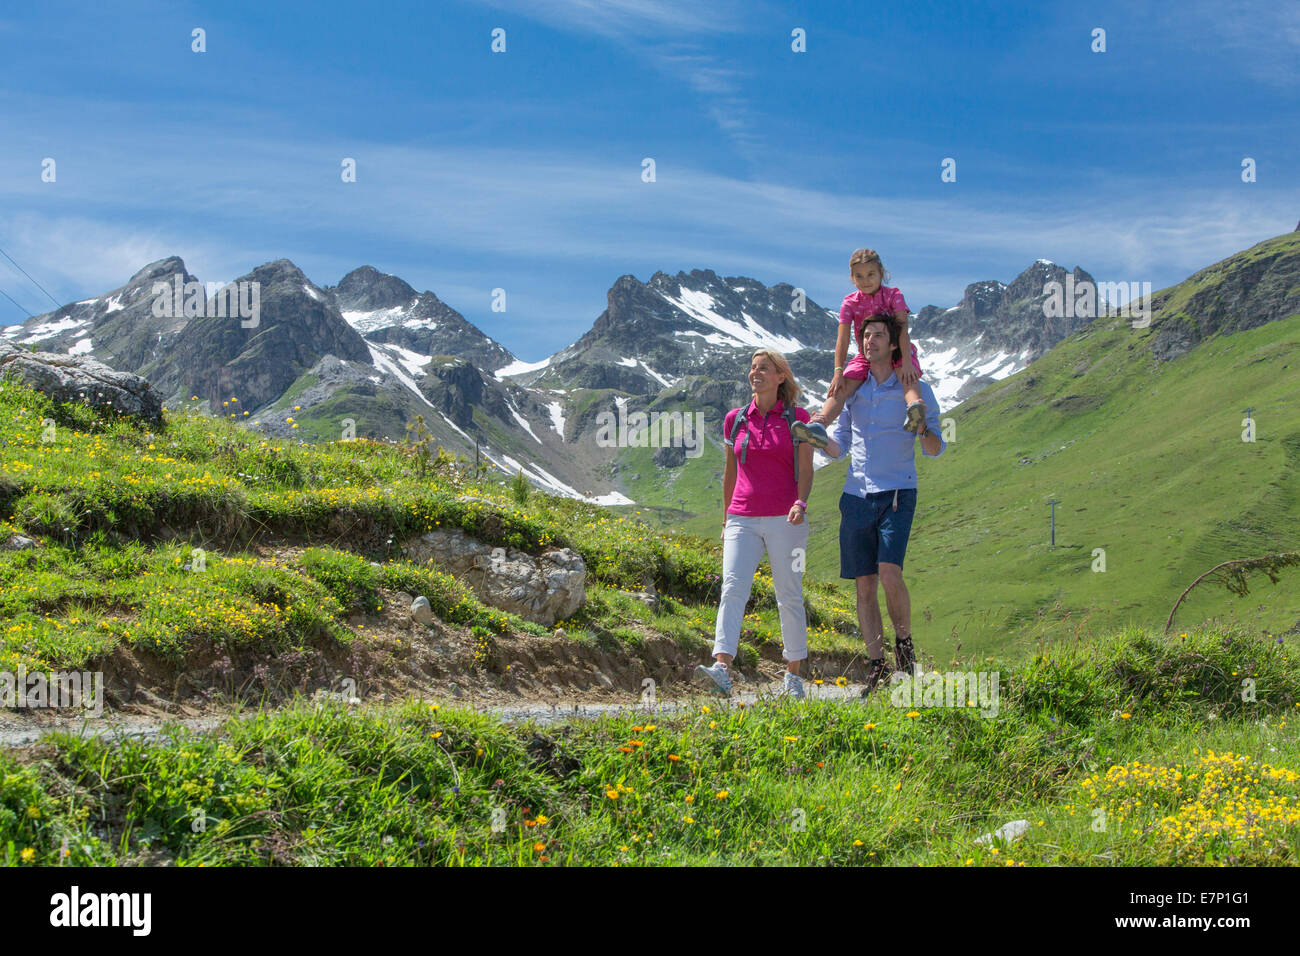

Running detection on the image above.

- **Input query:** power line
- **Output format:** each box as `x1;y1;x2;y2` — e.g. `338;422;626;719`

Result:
0;285;34;318
0;245;63;310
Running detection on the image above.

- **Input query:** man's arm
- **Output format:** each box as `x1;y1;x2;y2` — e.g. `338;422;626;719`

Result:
918;382;945;457
826;394;853;459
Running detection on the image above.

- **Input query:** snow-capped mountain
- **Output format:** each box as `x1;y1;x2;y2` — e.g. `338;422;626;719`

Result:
500;269;838;396
1;257;1100;508
910;260;1099;406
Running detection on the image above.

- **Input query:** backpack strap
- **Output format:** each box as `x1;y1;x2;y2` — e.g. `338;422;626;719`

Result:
728;406;750;464
730;402;803;486
783;404;803;486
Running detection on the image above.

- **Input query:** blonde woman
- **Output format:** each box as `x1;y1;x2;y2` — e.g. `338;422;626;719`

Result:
695;350;841;700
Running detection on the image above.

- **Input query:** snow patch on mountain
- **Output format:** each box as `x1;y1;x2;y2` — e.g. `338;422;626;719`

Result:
367;344;434;409
495;355;551;380
663;287;806;352
546;401;566;438
343;304;420;334
508;403;542;444
15;316;87;344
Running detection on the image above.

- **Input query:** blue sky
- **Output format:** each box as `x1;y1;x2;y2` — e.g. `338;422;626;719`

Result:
2;0;1297;359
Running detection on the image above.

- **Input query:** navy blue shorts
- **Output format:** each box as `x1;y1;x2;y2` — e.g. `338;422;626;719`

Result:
839;489;917;578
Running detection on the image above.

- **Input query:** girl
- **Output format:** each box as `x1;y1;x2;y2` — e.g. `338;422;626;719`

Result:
694;350;841;700
793;248;926;447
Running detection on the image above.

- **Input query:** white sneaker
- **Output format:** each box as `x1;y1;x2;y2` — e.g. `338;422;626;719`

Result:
694;661;733;695
783;671;805;700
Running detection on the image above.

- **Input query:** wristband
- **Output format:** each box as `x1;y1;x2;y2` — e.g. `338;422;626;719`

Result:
794;499;807;509
834;366;844;372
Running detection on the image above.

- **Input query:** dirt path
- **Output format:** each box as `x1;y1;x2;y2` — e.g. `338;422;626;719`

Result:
0;679;880;748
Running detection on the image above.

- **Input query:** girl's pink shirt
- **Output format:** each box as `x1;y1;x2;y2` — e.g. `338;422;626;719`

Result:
839;287;910;339
839;286;918;374
723;398;811;517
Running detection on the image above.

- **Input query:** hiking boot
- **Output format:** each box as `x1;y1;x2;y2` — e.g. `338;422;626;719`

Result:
694;661;733;695
782;671;805;700
903;401;927;433
894;634;918;676
859;657;890;697
790;420;830;449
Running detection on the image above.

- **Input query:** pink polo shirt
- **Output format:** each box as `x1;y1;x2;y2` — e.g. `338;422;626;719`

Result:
840;287;910;340
724;399;810;517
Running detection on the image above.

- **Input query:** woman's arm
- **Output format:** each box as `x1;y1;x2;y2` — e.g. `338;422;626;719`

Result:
788;442;814;524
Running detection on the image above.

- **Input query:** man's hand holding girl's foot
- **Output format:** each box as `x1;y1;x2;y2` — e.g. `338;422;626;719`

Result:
791;419;830;449
903;400;927;433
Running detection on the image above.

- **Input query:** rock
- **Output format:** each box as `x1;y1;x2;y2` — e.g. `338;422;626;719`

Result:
0;343;165;426
630;579;659;612
402;528;586;626
554;628;566;640
593;669;614;689
974;820;1031;845
411;596;436;626
2;534;38;551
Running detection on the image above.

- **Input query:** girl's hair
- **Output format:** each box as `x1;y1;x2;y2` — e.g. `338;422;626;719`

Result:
850;247;891;285
749;349;802;408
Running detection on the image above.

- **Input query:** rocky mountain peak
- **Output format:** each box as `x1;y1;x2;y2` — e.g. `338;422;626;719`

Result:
331;266;419;312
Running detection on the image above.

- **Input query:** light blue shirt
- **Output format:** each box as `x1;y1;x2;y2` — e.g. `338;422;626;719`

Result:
827;372;946;495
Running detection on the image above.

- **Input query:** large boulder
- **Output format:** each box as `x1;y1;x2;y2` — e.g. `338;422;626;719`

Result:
402;528;586;626
0;343;164;426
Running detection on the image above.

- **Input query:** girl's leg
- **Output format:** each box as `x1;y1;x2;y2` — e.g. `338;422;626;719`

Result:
759;515;811;672
712;517;766;667
812;375;867;426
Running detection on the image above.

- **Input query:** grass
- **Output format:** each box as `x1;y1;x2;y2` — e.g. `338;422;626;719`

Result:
0;375;868;674
4;625;1298;866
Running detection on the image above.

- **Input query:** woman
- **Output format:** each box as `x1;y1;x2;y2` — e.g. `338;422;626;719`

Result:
695;349;841;700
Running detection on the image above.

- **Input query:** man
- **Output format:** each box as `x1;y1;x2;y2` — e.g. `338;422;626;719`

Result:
811;315;946;694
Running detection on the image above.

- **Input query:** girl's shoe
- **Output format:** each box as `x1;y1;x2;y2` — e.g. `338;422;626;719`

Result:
782;671;806;700
903;401;927;433
694;662;732;695
791;420;830;449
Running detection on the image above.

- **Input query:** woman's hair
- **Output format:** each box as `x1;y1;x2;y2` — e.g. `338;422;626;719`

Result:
850;247;891;285
749;349;802;408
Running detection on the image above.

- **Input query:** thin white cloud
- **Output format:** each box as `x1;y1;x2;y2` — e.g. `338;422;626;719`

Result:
1139;0;1300;87
469;0;770;159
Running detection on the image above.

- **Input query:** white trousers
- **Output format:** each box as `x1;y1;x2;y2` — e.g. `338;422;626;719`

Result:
713;514;810;662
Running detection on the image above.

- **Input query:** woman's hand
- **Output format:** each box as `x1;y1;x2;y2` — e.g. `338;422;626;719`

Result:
898;363;919;387
829;372;845;398
787;503;805;525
